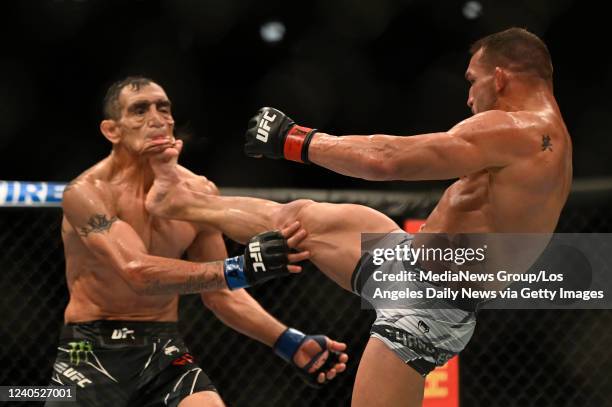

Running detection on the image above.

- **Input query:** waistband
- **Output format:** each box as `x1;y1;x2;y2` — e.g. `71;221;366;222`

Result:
352;232;414;294
60;320;181;343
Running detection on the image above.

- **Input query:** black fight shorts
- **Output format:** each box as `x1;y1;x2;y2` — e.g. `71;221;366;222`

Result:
45;320;216;407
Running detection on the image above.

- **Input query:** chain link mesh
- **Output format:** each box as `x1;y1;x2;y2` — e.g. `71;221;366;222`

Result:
1;195;611;406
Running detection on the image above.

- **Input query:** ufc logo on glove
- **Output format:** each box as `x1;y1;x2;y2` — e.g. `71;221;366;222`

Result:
248;241;266;272
256;111;277;142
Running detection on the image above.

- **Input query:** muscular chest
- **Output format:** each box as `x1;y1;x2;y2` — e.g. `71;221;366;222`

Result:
116;196;196;257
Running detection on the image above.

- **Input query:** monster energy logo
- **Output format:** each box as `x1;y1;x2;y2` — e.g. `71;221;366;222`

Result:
68;341;92;365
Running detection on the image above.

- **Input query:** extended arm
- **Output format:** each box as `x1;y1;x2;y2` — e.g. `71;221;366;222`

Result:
63;179;301;295
245;108;540;181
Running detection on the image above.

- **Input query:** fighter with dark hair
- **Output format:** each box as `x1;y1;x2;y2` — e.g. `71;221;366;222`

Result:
46;76;348;407
146;28;572;406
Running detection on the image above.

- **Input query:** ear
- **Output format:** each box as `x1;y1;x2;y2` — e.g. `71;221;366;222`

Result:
494;67;508;93
100;119;121;145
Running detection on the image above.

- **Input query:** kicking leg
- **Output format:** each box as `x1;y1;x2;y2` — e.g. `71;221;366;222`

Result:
146;172;283;244
147;169;400;291
275;200;399;290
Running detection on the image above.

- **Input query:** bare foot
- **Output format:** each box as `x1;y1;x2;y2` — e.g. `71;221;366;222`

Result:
149;139;183;180
146;140;219;219
146;140;183;217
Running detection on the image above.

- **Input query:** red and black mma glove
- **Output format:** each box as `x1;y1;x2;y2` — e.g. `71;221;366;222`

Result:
244;107;318;163
273;328;343;388
223;231;292;290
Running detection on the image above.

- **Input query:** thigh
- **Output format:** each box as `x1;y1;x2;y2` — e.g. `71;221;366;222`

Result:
274;201;400;291
178;390;225;407
352;337;425;407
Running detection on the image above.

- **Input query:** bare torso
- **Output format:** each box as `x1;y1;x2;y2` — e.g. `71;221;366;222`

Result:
290;109;573;290
423;110;572;233
63;158;201;323
143;108;573;293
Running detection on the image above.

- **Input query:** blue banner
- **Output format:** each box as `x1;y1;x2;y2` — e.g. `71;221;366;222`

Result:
0;181;66;207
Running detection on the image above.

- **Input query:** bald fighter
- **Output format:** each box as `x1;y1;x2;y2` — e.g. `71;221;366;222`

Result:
46;77;347;407
147;28;572;406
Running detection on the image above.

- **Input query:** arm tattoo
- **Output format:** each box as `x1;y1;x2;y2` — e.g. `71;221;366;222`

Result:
141;264;225;295
541;134;553;151
78;214;118;237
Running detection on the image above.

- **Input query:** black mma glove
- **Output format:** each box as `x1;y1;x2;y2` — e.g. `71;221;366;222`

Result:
244;107;318;163
223;231;291;290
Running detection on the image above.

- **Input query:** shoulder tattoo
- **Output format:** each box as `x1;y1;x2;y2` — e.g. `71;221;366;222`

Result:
78;214;118;237
541;134;553;152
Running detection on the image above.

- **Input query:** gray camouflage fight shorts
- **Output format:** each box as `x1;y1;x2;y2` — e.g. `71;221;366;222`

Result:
351;232;477;376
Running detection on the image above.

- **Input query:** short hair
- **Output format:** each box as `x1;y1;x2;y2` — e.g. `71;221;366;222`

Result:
470;28;553;82
103;76;155;119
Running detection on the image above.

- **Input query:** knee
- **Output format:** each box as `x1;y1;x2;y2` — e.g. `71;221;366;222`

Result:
286;199;317;215
273;199;316;227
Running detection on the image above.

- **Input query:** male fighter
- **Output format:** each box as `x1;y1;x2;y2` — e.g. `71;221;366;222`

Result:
47;77;348;407
147;28;572;406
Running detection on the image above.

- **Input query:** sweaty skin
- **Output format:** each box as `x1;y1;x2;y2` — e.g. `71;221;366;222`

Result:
62;161;223;322
145;46;572;407
62;82;222;323
146;146;423;407
307;48;572;234
146;49;572;289
60;83;347;393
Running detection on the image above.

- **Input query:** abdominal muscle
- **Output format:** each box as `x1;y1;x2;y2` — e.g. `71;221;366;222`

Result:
62;225;180;323
63;262;179;323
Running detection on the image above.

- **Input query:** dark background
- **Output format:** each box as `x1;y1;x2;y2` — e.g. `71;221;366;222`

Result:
1;0;611;189
1;2;612;406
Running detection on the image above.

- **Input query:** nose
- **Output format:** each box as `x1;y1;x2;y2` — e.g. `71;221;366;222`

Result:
147;108;164;127
467;93;474;110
